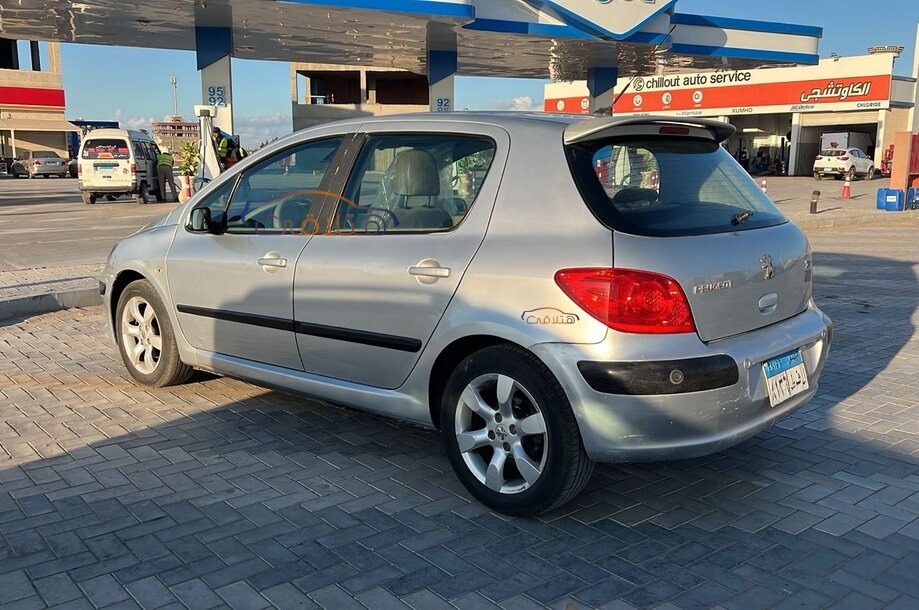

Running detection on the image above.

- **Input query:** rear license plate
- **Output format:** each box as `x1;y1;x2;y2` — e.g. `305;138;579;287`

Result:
96;165;116;174
763;349;809;407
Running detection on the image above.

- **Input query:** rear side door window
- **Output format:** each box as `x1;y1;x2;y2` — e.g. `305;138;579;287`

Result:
335;134;496;234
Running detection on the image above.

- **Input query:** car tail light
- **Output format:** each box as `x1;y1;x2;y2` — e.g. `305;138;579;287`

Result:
839;156;849;161
554;268;696;334
76;163;81;176
130;163;136;174
816;156;823;161
32;160;41;166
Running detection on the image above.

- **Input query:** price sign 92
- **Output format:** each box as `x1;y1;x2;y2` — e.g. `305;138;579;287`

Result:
436;97;451;112
208;86;227;107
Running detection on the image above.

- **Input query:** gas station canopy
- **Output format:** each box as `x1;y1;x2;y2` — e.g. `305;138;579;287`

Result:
0;0;822;80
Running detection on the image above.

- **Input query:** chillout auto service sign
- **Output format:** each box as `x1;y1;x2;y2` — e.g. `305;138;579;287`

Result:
612;56;893;116
544;54;896;117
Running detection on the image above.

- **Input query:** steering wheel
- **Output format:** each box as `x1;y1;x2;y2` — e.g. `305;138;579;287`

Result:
272;194;313;230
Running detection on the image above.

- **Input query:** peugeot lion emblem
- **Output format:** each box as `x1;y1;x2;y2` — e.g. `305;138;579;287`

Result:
760;255;775;280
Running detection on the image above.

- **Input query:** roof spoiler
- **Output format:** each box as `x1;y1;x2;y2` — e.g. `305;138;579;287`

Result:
564;115;736;145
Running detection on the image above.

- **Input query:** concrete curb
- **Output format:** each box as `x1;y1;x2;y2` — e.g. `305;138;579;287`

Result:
0;288;101;322
792;210;919;231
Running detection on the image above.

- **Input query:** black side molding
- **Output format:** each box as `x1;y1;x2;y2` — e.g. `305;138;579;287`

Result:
578;355;739;395
176;305;421;353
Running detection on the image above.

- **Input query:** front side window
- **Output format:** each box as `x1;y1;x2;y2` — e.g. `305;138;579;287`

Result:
223;137;343;234
336;134;496;234
82;139;130;160
568;138;787;237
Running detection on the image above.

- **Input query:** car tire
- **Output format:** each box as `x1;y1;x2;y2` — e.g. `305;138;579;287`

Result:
813;172;822;180
82;192;95;205
115;279;194;387
865;166;874;181
106;195;118;201
847;167;856;181
136;181;147;205
441;344;594;516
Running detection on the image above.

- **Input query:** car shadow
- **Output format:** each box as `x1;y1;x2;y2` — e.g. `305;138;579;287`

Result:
0;247;917;607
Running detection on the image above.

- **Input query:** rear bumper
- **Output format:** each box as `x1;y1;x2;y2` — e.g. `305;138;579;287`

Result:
531;304;833;463
80;183;138;194
32;166;67;175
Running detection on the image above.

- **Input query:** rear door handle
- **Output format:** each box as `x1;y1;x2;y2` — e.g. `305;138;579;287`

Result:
258;252;288;273
409;259;452;284
409;266;451;278
258;257;287;267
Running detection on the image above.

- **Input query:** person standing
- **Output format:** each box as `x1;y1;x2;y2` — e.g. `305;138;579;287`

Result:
156;147;178;202
212;127;236;170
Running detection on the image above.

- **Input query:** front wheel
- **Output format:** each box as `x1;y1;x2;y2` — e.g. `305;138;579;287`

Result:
441;345;594;516
115;279;194;387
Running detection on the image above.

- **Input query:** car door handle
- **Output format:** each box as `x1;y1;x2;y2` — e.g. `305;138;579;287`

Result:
258;257;287;267
258;253;287;273
409;266;451;278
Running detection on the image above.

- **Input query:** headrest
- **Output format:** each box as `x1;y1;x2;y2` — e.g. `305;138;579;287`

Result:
391;150;440;197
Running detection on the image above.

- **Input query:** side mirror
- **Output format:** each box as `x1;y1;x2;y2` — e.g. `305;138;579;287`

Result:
188;207;227;235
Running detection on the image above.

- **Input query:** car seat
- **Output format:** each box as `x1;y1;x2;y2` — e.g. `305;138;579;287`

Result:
389;150;453;230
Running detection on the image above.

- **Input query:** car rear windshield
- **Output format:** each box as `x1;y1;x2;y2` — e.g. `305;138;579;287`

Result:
82;139;130;160
33;151;61;159
820;150;848;157
566;137;787;237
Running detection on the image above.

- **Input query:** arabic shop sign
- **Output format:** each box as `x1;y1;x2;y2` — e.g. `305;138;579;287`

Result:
613;73;891;116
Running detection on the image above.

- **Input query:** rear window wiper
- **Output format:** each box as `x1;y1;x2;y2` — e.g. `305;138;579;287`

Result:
731;210;754;226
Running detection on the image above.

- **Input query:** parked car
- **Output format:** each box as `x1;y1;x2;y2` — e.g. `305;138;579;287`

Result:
11;150;69;178
100;114;833;515
813;148;874;181
77;128;162;205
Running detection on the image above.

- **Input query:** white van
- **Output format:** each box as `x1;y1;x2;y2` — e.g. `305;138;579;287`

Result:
77;129;163;205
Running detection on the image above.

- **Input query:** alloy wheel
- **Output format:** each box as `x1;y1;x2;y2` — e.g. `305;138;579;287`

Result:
120;296;162;375
454;373;548;494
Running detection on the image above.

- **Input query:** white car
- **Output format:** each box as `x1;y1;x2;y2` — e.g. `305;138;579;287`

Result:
813;148;874;181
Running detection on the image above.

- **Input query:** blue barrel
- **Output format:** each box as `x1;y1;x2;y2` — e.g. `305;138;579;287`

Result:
907;187;919;210
877;188;904;212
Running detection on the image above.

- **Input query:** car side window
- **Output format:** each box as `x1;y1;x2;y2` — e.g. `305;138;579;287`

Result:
336;134;496;234
223;137;343;234
133;142;147;161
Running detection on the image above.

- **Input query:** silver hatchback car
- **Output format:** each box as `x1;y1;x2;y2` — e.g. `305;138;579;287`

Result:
101;113;832;515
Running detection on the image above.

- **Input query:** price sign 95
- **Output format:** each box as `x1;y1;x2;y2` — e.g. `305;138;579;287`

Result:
208;86;227;107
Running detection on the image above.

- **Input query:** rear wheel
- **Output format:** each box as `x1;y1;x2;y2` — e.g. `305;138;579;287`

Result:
847;167;856;181
136;181;147;205
441;345;593;516
865;166;875;181
116;279;194;387
82;192;96;205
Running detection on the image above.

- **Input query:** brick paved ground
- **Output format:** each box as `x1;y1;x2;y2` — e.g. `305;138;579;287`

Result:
0;223;917;609
0;265;104;302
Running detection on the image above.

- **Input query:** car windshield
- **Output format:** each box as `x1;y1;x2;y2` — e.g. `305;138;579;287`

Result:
33;151;61;159
567;137;787;237
821;150;848;157
82;138;130;159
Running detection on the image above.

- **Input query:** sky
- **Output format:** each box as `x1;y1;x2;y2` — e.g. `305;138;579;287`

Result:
59;1;919;145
